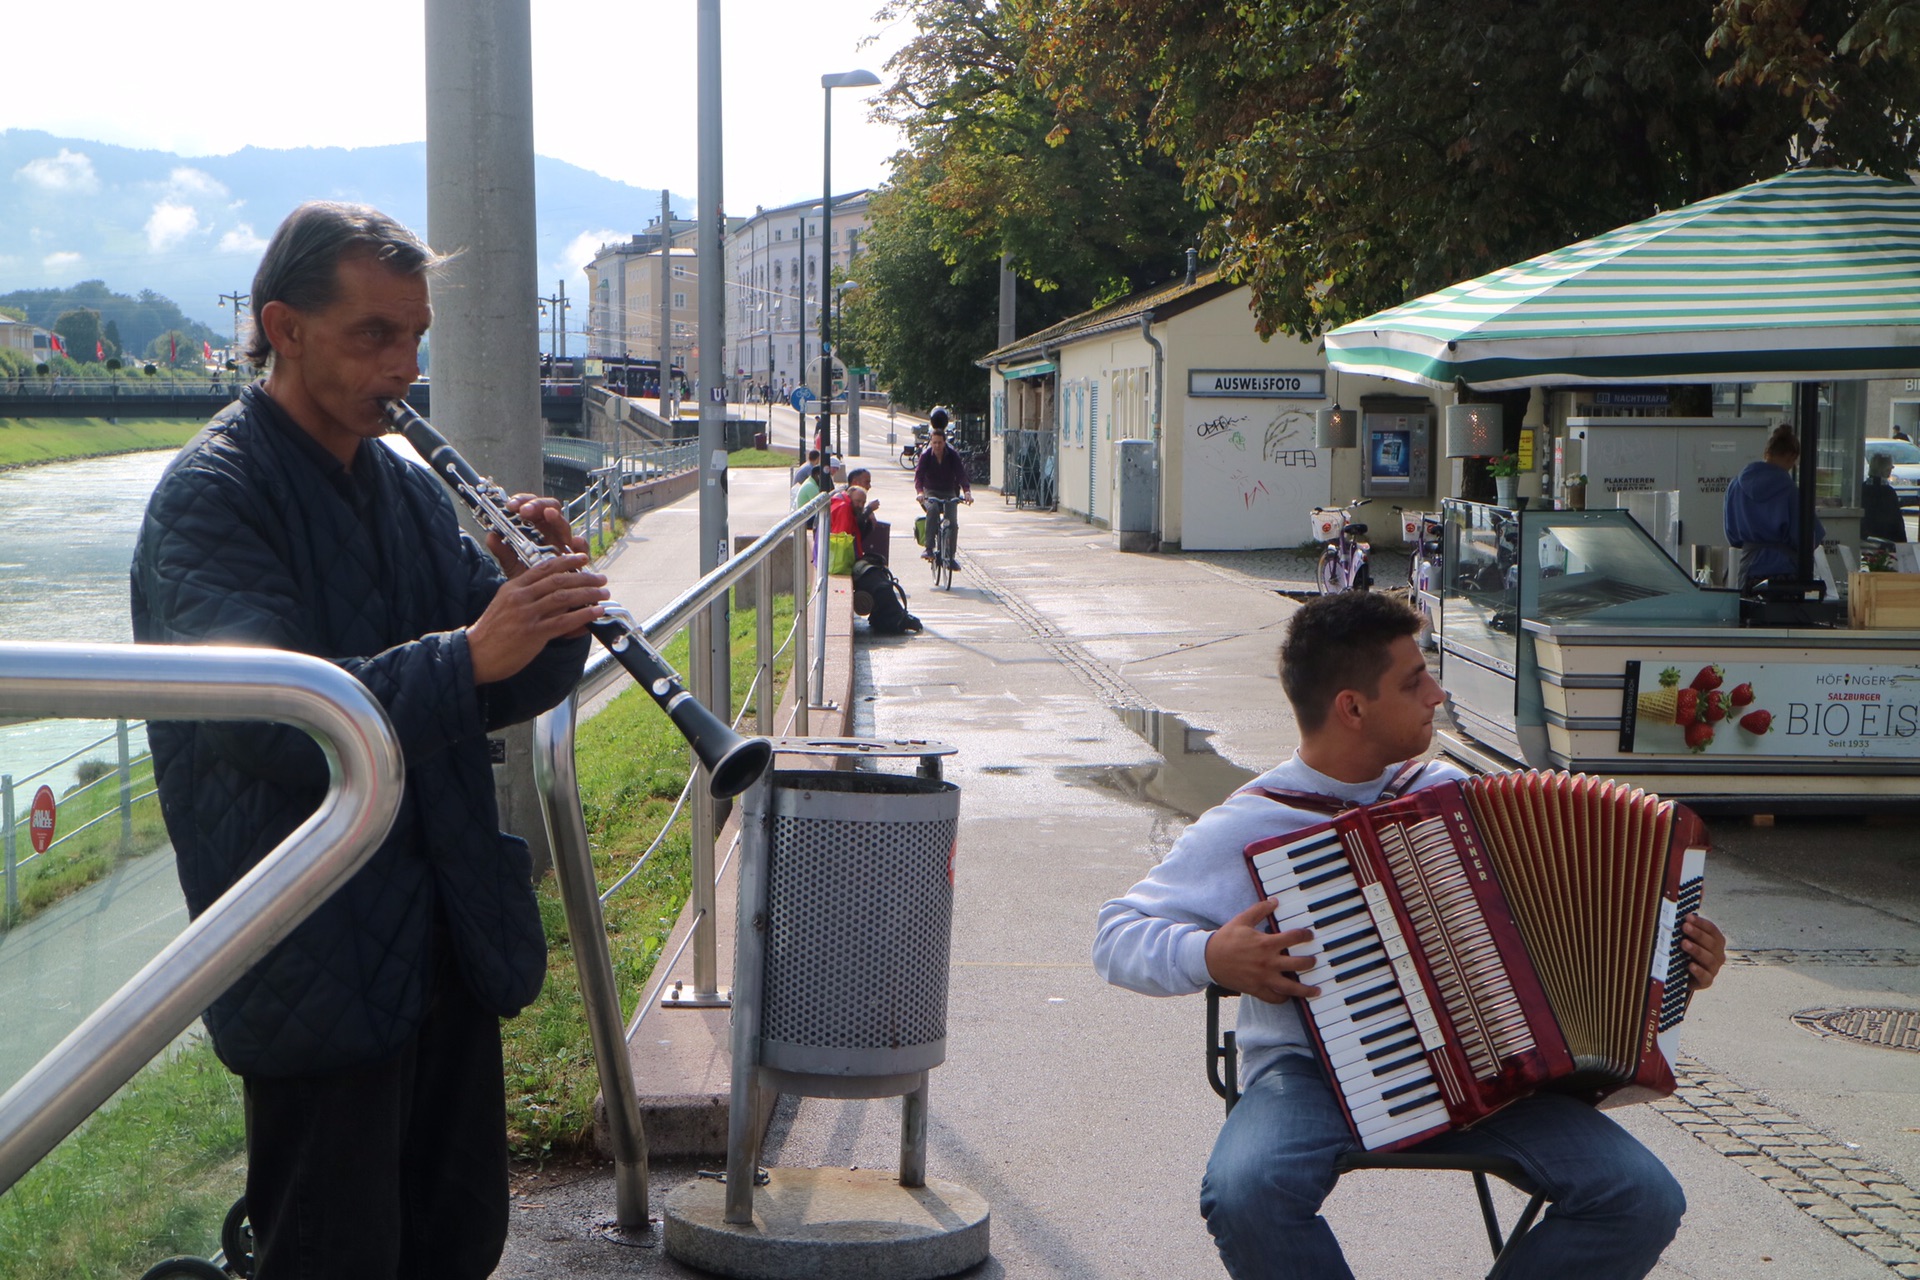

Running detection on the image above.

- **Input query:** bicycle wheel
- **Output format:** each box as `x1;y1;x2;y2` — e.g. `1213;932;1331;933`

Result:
1316;546;1344;595
1352;558;1372;592
940;519;958;588
899;447;916;471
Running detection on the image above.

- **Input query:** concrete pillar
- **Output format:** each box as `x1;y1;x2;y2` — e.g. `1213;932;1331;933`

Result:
425;0;551;867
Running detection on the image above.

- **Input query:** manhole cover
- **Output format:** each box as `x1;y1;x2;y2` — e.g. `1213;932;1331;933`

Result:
1791;1006;1920;1052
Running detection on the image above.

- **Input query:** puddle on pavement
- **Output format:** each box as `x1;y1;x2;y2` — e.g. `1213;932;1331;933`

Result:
1058;708;1258;820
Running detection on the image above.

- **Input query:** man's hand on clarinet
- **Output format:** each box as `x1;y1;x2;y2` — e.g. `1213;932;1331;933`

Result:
1205;898;1322;1005
1680;913;1727;991
486;494;588;577
467;552;608;685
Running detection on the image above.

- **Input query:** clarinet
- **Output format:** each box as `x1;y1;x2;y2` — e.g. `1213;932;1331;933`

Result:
383;399;772;798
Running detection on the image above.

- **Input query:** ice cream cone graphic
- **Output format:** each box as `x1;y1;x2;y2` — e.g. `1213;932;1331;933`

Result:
1637;687;1681;725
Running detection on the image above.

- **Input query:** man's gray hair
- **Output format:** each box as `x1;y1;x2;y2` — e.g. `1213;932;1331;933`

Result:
247;201;444;366
1870;451;1895;482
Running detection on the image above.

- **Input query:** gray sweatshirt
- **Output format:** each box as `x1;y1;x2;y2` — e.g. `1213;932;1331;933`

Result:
1092;752;1464;1086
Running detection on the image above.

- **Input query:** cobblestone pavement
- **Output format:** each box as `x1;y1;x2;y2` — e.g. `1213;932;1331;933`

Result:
1657;1058;1920;1277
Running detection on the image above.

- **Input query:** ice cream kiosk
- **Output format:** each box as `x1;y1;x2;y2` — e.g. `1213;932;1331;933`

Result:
1321;168;1920;812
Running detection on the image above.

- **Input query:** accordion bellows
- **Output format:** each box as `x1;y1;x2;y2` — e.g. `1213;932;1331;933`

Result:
1244;770;1708;1152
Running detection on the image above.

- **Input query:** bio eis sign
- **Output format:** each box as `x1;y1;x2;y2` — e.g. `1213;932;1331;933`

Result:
1619;660;1920;759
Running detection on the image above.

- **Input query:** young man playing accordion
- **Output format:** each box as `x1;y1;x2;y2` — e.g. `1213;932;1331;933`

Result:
1094;592;1727;1279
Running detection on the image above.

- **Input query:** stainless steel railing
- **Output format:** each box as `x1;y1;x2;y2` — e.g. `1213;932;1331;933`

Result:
531;491;831;1227
0;642;405;1194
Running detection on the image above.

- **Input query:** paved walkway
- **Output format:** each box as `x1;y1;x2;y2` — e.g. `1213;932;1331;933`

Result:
495;417;1920;1278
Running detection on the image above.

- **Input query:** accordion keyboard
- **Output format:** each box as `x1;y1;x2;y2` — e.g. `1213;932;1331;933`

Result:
1251;828;1453;1149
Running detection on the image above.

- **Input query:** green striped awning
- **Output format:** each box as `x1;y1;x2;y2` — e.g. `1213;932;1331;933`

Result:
1325;169;1920;391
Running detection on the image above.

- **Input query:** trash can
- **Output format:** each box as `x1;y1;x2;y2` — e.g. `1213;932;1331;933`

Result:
754;431;768;450
755;767;958;1098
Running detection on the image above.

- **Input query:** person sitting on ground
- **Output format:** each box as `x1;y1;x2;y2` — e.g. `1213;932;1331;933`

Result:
829;484;871;561
1861;452;1908;545
1094;591;1727;1280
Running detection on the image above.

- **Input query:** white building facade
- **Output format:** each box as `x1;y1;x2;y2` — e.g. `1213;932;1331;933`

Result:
981;269;1430;550
723;192;870;400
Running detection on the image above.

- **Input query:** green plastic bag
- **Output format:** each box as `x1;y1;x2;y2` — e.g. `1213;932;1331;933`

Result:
914;516;927;548
828;530;857;576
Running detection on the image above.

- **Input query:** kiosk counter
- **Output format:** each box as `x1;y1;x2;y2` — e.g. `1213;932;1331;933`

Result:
1435;500;1920;812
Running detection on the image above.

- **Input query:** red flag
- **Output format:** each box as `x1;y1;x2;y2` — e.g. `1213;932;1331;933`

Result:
170;334;177;363
203;340;213;363
95;340;104;361
49;333;64;356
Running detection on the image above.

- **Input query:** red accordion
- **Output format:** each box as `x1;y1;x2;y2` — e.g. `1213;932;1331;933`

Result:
1242;770;1708;1152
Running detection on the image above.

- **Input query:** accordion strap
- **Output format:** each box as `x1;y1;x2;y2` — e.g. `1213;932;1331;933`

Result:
1236;759;1430;815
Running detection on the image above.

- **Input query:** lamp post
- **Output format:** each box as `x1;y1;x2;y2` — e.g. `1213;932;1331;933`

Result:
836;280;860;456
819;68;879;464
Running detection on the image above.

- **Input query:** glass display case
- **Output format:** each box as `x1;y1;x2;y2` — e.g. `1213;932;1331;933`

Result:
1438;501;1741;764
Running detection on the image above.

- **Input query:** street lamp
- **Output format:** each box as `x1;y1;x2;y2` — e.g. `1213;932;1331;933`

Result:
819;67;879;463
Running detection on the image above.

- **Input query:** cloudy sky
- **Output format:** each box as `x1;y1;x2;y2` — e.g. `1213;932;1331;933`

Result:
0;0;911;210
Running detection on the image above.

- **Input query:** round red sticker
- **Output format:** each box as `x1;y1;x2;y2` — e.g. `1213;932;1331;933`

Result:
28;785;56;855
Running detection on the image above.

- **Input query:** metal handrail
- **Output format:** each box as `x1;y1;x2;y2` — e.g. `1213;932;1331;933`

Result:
0;642;405;1195
531;489;831;1229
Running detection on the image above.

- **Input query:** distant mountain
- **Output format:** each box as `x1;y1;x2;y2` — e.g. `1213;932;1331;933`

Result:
0;129;680;344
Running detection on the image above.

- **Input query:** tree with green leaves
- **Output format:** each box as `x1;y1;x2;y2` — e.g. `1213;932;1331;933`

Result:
1709;0;1920;165
1030;0;1920;340
54;309;105;364
850;0;1205;406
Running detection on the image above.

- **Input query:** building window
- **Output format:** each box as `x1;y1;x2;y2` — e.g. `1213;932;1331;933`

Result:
673;292;687;310
675;322;689;337
774;229;783;242
672;264;689;279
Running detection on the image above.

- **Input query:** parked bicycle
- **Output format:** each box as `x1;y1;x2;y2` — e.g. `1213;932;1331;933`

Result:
1311;498;1373;594
1397;507;1444;645
898;423;931;471
920;493;970;590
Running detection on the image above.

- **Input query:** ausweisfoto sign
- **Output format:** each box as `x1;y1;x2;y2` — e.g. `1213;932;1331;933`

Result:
1188;369;1325;398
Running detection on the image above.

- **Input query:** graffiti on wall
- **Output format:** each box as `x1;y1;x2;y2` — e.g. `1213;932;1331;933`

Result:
1183;399;1329;549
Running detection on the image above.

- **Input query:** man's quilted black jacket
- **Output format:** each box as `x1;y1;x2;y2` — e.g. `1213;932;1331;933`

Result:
130;385;590;1078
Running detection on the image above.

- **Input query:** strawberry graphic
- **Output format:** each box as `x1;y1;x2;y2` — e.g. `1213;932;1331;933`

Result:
1684;720;1715;751
1690;664;1725;692
1729;682;1755;708
1674;687;1701;725
1703;689;1727;723
1739;709;1773;735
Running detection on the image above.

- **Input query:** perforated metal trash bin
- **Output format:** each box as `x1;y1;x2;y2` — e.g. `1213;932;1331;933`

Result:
756;768;959;1098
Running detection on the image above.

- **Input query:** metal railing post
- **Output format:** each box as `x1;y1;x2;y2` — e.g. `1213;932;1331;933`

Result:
755;561;774;735
792;528;810;734
116;720;132;850
810;506;830;703
687;608;721;1000
0;642;404;1195
530;689;651;1229
2;775;14;923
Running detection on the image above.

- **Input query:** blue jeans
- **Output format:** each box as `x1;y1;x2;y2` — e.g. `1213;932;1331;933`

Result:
1201;1055;1684;1280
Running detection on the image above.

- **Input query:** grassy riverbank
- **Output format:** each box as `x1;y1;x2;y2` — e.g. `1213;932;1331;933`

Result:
0;418;200;469
0;597;795;1273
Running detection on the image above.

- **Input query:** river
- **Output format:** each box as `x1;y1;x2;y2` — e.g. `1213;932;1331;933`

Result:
0;450;176;799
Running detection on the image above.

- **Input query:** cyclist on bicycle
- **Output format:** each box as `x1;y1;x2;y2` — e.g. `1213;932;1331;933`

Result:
914;408;972;570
